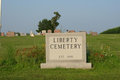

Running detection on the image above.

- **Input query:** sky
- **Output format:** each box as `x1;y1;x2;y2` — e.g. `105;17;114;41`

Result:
1;0;120;35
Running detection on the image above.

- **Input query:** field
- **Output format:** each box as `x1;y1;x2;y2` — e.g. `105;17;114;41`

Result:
0;34;120;80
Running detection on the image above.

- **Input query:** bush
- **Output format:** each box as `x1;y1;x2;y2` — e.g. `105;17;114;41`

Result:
100;26;120;34
26;33;30;36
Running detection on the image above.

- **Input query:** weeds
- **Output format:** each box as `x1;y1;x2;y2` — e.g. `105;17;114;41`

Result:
87;44;119;69
0;43;46;70
15;44;46;68
0;43;120;70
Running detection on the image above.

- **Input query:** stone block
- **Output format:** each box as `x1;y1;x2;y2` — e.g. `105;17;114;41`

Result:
41;63;92;69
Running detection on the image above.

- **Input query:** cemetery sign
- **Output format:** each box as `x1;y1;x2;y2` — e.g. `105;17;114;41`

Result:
41;32;92;68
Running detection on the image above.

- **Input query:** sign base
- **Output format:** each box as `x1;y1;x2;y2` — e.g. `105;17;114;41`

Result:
41;62;92;69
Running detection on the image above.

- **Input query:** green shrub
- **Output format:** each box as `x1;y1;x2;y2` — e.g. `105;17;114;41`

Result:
100;26;120;34
26;33;30;36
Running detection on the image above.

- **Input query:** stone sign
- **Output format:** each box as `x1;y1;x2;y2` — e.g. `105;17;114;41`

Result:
6;32;15;37
41;32;92;69
54;30;61;33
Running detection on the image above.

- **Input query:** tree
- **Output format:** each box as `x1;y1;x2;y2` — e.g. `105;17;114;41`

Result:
36;19;55;33
51;12;61;29
36;12;61;33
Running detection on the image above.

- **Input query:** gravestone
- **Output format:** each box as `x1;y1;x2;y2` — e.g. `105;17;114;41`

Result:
31;34;34;37
1;32;4;36
47;30;52;33
42;30;46;35
54;30;61;33
31;33;35;37
79;31;82;32
15;34;18;36
69;30;75;33
82;31;87;34
20;32;22;36
20;33;26;36
37;32;41;35
23;33;26;36
92;32;97;36
30;31;35;37
41;32;92;69
66;30;69;33
25;33;27;36
89;31;92;34
6;32;15;37
31;31;33;35
23;33;27;36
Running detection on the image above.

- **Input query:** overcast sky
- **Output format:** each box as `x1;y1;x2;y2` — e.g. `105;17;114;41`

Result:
1;0;120;34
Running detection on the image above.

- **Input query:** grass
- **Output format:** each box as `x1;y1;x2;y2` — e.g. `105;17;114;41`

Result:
0;34;120;80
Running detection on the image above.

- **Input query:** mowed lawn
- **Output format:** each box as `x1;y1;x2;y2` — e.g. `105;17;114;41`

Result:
0;34;120;80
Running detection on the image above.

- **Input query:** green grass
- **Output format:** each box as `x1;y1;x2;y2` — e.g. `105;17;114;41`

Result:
86;34;120;52
0;34;120;80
